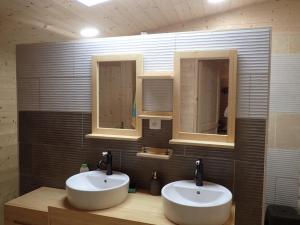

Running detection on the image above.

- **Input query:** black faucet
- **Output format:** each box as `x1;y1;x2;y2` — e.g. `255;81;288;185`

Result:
98;151;113;175
195;159;203;186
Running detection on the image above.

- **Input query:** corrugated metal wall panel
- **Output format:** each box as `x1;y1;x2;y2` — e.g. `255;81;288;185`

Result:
17;78;40;111
74;36;144;77
275;177;299;207
143;79;173;112
270;54;300;113
237;74;250;118
175;29;270;75
249;74;269;118
17;28;270;118
39;77;91;111
17;43;76;78
265;148;300;208
270;83;300;112
141;33;176;72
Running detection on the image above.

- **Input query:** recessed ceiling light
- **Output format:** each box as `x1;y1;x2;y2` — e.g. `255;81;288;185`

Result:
80;27;99;38
77;0;110;7
208;0;225;4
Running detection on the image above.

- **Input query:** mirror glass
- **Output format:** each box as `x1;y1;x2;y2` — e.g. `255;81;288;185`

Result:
98;61;136;129
180;58;229;135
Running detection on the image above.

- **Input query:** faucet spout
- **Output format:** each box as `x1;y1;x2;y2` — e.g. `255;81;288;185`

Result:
98;151;113;175
195;159;203;186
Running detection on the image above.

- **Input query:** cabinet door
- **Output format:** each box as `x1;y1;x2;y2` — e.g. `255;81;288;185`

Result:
4;205;48;225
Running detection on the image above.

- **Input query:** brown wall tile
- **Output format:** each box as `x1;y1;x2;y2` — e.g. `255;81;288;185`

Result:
234;160;264;205
235;118;267;164
19;111;83;147
19;111;267;225
142;120;172;148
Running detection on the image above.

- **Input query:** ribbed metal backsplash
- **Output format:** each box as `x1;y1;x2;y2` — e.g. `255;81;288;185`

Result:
270;54;300;113
265;149;300;208
143;79;173;112
17;28;271;118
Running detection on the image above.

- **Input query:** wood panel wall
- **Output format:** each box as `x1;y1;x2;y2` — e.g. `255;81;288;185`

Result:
0;19;70;225
0;42;18;225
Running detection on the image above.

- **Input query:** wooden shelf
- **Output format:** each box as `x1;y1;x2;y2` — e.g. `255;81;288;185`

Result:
137;147;172;160
136;147;172;159
86;134;141;141
138;71;173;79
138;111;173;120
136;152;171;160
138;114;173;120
169;139;235;149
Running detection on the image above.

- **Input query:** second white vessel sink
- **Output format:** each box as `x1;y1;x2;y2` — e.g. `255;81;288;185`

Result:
66;170;129;210
162;180;232;225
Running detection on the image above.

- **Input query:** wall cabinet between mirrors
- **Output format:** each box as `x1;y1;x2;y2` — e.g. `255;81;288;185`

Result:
86;54;143;141
170;50;237;148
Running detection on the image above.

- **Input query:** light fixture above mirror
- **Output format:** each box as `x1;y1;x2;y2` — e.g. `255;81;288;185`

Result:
208;0;226;4
80;27;99;38
77;0;110;7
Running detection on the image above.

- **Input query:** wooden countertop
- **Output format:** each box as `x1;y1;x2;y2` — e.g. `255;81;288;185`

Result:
6;187;234;225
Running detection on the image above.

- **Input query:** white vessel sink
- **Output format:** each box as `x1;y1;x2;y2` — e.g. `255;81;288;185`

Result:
66;170;129;210
162;180;232;225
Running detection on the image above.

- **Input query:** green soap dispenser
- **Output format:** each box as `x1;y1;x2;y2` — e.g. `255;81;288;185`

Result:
80;163;89;173
149;171;161;196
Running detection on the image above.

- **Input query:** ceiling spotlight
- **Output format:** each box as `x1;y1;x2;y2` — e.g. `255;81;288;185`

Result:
80;27;99;38
208;0;225;4
77;0;110;7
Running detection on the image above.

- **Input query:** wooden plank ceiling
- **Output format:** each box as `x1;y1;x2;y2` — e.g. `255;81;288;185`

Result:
0;0;269;41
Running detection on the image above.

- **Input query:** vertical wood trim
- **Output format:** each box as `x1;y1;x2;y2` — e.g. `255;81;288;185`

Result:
135;54;143;138
92;57;98;134
227;50;237;143
173;52;181;139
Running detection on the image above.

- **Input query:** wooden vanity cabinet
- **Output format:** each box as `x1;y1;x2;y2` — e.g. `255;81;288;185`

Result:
4;206;48;225
4;187;234;225
48;207;143;225
4;187;174;225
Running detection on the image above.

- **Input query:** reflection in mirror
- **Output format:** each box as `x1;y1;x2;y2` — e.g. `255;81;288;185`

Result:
180;59;229;135
98;61;136;129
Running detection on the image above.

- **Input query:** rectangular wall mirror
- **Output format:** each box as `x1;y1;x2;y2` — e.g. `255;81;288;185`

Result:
88;54;143;140
171;50;237;148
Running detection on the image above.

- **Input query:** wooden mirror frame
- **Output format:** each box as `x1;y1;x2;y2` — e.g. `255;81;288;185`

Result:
170;50;237;148
87;54;143;141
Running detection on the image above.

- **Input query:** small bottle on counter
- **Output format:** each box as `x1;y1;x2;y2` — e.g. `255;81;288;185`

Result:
79;163;89;173
150;171;161;196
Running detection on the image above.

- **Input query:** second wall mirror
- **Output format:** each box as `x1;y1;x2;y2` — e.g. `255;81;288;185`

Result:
171;50;237;148
87;54;143;140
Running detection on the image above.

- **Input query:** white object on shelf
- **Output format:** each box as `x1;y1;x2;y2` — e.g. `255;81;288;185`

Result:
149;118;161;129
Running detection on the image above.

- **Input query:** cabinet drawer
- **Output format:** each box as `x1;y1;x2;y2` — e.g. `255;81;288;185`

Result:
5;219;37;225
5;205;48;225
